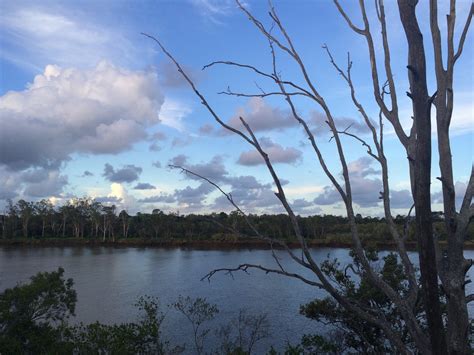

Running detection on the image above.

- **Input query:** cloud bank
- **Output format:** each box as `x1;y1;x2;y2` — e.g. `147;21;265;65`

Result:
0;62;163;171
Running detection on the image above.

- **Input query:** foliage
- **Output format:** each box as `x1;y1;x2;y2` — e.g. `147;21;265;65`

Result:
64;296;181;354
0;267;76;354
216;309;270;354
172;295;219;354
299;252;426;353
1;198;456;244
0;269;272;354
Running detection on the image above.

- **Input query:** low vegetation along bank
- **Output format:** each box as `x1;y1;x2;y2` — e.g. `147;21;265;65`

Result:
4;236;473;251
3;198;471;250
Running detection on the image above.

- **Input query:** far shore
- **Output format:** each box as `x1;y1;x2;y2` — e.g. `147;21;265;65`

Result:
0;237;471;251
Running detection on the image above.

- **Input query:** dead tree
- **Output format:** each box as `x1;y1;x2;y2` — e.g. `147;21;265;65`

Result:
144;0;473;353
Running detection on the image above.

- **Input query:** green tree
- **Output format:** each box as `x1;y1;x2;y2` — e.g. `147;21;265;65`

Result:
34;199;54;238
16;199;35;238
0;267;76;354
172;295;219;355
299;252;424;353
66;296;179;354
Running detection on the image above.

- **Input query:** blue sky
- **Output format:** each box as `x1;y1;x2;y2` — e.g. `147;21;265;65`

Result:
0;0;472;216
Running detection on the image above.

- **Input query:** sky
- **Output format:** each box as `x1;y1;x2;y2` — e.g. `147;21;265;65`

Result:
0;0;472;217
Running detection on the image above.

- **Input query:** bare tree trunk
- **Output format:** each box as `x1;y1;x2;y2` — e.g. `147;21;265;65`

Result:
103;215;107;242
62;216;66;238
398;1;447;353
429;2;473;352
144;0;473;351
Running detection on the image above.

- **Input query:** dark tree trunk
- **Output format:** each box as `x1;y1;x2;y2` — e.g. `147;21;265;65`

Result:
398;1;447;353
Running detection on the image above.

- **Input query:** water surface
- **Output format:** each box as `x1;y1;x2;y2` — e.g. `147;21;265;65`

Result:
1;247;473;352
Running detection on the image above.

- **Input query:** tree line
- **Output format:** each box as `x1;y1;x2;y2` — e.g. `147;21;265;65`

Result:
1;198;463;243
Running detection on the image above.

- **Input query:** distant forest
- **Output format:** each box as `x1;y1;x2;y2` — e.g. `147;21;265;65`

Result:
0;198;468;243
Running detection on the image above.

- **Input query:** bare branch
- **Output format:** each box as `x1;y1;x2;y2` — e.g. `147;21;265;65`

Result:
333;0;366;35
201;263;324;288
169;164;312;272
335;130;380;162
141;33;255;147
218;87;308;99
203;60;316;99
454;2;473;64
235;0;294;58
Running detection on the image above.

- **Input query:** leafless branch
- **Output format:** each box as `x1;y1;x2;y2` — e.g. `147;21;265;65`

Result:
201;263;324;288
453;3;473;64
218;87;307;99
203;60;316;99
141;33;255;147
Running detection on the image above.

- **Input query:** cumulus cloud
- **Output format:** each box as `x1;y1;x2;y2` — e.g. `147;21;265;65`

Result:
227;175;271;190
0;166;68;200
390;189;413;209
291;198;322;216
310;111;371;135
152;161;162;169
237;137;302;166
313;186;342;206
134;183;156;190
148;131;167;151
199;124;214;135
159;98;192;131
314;157;382;208
170;154;188;167
158;61;202;88
139;194;177;204
172;136;194;148
95;196;123;204
94;183;139;213
22;170;68;198
82;170;94;177
138;183;212;211
175;183;213;205
226;98;296;133
0;167;19;200
313;157;419;210
103;164;142;183
0;62;163;171
432;180;468;210
213;186;281;213
347;157;380;178
148;155;281;213
170;155;229;183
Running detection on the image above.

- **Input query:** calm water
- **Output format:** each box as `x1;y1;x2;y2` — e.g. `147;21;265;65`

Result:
1;247;473;353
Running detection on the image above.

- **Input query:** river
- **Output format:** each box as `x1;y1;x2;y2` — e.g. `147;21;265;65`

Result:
1;246;473;353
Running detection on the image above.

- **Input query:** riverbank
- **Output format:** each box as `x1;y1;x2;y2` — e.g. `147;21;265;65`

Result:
0;237;471;250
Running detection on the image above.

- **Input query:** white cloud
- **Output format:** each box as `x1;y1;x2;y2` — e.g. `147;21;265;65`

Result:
0;166;68;200
0;7;137;70
159;98;192;131
237;137;302;166
107;183;139;213
226;98;296;133
190;0;237;25
0;62;163;170
450;94;474;135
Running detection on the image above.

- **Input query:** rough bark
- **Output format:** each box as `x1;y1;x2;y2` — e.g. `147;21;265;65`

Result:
398;1;447;353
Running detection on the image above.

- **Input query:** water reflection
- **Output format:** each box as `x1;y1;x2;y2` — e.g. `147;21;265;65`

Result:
1;246;473;352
